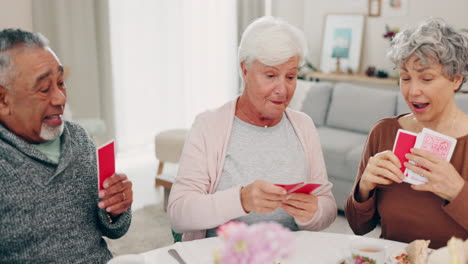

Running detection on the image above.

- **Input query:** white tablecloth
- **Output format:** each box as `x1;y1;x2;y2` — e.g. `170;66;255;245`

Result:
111;231;408;264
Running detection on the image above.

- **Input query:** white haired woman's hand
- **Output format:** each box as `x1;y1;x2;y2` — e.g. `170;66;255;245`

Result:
281;193;318;223
358;150;405;201
240;180;287;214
405;148;465;201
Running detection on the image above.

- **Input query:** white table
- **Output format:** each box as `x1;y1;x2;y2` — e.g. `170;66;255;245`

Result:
110;231;408;264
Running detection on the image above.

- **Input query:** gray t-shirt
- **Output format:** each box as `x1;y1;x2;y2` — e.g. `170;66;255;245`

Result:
206;113;308;237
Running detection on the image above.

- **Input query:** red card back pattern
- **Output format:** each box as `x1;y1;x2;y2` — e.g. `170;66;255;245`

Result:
276;182;304;192
97;141;115;190
275;182;322;194
393;131;417;172
293;183;322;194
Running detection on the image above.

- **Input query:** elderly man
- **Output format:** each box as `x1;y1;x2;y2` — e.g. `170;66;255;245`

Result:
0;29;132;263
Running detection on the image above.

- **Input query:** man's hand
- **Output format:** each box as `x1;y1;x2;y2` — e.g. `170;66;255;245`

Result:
98;173;133;217
240;180;287;214
281;193;318;223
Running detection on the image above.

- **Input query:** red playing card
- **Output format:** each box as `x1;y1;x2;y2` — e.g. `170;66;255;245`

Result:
392;129;418;173
291;183;322;194
275;182;322;194
97;141;115;190
276;182;304;192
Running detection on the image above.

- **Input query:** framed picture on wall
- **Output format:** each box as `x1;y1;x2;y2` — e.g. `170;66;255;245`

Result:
368;0;382;17
382;0;408;17
319;14;365;73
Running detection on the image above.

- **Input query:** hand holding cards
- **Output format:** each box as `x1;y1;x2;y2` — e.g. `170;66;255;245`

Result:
97;141;115;190
392;128;457;185
96;140;133;216
275;182;322;194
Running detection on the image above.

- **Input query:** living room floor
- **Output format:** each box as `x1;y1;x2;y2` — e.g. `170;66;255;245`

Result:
119;150;381;239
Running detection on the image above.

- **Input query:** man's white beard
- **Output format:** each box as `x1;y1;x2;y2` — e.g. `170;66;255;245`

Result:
39;122;64;141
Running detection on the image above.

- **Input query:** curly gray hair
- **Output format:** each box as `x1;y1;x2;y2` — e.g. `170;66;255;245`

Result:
387;18;468;91
0;29;49;90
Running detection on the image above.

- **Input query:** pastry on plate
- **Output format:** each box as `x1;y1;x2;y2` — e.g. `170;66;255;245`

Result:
388;240;431;264
405;240;431;264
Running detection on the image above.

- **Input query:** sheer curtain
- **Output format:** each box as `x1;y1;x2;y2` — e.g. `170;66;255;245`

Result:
237;0;265;41
109;0;238;154
32;0;115;145
32;1;102;121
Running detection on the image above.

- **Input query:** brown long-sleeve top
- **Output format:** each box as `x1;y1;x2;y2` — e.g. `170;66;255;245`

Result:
345;115;468;249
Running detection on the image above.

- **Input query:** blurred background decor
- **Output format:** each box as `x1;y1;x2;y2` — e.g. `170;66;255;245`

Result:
383;24;399;41
320;14;365;74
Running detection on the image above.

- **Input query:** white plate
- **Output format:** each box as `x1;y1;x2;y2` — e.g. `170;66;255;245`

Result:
387;247;442;264
107;254;145;264
336;255;400;264
386;248;409;264
336;248;408;264
427;247;449;264
336;258;356;264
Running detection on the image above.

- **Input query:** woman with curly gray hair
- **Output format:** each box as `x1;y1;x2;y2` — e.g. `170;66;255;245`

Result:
345;18;468;248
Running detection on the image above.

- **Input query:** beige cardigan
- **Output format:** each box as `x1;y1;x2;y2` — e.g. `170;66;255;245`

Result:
168;99;337;241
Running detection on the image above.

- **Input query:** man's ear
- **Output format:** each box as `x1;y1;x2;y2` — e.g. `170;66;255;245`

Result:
0;86;11;115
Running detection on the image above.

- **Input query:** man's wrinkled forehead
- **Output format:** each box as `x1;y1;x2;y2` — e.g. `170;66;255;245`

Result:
13;46;61;69
7;46;62;90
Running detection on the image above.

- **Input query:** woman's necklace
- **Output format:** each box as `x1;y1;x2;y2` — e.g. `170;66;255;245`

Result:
238;107;269;128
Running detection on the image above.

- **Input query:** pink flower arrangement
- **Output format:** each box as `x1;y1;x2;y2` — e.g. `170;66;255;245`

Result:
215;221;295;264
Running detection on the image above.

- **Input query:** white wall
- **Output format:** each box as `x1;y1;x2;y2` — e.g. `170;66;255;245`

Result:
0;0;104;121
0;0;33;30
273;0;468;73
32;1;104;122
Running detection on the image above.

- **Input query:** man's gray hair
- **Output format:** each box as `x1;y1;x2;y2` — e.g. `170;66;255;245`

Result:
238;16;308;85
0;29;49;90
387;18;468;90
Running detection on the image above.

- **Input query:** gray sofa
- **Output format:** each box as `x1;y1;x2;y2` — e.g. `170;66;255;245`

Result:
289;80;468;210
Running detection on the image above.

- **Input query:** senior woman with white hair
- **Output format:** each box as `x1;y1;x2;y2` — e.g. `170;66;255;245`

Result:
168;16;337;241
345;18;468;249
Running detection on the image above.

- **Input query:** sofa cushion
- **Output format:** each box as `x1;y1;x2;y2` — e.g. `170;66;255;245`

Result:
345;143;366;180
289;79;313;111
328;176;354;211
396;93;411;115
291;81;333;126
317;127;368;181
326;83;397;133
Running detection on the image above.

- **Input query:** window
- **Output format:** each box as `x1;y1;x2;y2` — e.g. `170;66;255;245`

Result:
109;0;238;154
